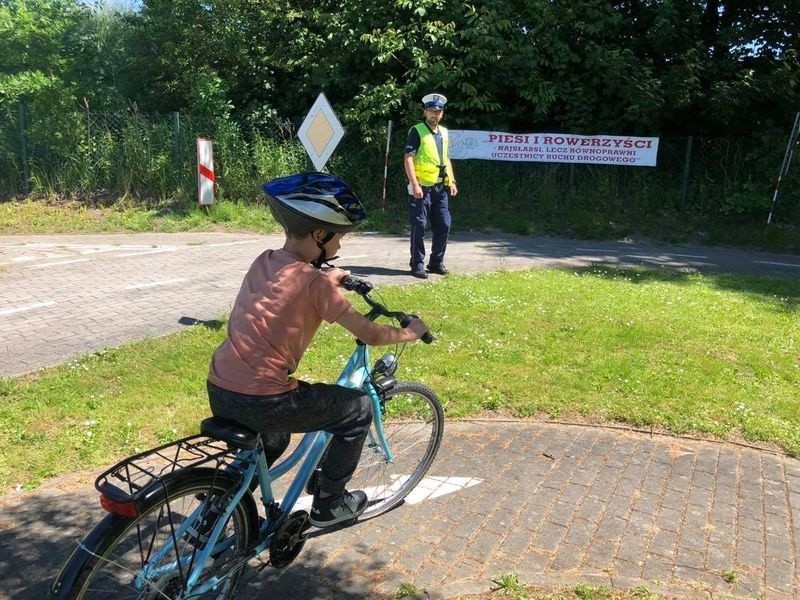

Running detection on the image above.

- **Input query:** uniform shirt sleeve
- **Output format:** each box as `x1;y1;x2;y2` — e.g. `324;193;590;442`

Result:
405;127;421;155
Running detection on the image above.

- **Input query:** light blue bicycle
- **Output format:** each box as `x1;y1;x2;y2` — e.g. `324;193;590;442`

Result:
49;275;443;599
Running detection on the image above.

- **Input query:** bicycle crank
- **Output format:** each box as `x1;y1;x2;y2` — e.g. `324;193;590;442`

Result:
269;510;312;568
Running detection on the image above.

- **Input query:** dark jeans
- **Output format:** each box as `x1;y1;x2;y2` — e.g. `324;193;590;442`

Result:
408;183;451;271
207;380;372;497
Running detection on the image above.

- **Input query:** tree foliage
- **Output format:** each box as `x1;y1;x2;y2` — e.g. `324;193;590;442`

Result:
1;0;798;138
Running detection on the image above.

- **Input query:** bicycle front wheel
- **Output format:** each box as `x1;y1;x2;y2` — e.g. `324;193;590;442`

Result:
351;381;444;519
53;469;258;599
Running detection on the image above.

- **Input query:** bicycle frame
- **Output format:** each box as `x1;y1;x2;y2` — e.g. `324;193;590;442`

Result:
49;274;440;600
148;338;389;597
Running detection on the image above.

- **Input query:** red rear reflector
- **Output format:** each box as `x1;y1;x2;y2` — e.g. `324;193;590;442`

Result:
100;494;139;517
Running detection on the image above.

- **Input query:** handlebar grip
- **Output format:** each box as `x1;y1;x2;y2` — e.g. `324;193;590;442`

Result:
399;313;435;344
340;275;373;295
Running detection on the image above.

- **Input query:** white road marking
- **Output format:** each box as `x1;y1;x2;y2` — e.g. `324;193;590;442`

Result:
125;278;187;290
402;475;484;504
115;240;260;257
754;260;800;268
1;240;261;263
0;300;57;316
575;248;709;260
627;253;708;260
4;243;153;253
201;240;262;248
115;248;178;257
97;240;261;258
30;259;91;268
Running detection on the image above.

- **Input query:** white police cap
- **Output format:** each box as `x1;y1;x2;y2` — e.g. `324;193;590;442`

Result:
422;93;447;109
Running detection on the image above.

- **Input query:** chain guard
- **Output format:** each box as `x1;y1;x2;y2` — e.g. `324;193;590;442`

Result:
269;510;311;568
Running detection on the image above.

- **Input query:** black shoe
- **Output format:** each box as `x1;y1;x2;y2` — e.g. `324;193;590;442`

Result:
426;264;450;275
309;490;368;528
411;268;428;279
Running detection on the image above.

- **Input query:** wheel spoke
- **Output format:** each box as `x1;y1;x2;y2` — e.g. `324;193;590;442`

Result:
348;382;443;519
64;470;257;599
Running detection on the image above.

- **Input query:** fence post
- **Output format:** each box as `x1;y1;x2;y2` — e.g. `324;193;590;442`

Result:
84;98;91;147
18;102;30;195
172;111;181;167
680;136;693;211
568;163;576;198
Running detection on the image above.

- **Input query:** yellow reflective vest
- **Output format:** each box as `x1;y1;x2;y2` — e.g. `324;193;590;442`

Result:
412;123;449;186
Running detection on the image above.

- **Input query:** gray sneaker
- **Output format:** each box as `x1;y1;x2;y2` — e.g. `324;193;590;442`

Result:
309;490;368;528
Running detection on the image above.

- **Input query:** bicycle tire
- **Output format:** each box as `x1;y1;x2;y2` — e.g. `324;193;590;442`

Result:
52;468;258;599
350;381;444;519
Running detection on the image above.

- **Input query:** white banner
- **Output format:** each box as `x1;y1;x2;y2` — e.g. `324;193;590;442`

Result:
449;130;659;167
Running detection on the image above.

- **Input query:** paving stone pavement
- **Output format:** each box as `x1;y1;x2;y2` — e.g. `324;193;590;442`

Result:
1;422;798;599
1;232;799;599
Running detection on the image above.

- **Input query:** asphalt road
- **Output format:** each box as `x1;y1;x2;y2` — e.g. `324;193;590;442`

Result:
1;230;798;377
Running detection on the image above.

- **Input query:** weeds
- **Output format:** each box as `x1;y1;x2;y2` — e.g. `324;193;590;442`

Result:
396;582;428;598
491;573;527;599
721;570;738;584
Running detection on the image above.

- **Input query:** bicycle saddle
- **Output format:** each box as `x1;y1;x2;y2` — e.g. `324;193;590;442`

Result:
201;417;259;450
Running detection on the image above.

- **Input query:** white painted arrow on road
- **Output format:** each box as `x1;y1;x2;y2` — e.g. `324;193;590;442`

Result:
402;475;484;504
287;475;484;512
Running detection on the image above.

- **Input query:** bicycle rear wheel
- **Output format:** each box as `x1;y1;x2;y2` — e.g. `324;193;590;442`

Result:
350;381;443;519
52;469;258;599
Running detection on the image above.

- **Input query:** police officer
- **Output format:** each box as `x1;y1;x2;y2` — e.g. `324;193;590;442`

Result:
404;92;458;279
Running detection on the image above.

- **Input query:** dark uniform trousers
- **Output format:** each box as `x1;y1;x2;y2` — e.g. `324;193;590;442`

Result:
408;182;451;271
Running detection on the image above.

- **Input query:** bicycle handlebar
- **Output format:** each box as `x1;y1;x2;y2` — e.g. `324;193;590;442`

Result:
340;275;434;344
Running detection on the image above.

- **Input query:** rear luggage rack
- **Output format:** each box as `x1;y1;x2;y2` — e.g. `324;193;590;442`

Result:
95;435;236;504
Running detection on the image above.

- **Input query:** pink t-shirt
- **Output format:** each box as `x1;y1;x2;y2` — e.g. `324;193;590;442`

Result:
208;249;351;396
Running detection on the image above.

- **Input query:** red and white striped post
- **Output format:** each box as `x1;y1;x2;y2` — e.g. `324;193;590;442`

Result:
197;138;215;206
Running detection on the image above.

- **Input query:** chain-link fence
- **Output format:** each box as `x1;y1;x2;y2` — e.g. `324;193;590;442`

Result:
2;103;798;236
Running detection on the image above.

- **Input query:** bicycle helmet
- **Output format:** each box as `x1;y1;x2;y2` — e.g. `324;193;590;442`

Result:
262;172;366;235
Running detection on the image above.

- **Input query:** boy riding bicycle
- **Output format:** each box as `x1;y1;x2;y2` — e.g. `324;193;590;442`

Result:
206;172;429;528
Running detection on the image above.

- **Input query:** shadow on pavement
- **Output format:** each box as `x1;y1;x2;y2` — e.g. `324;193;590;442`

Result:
1;491;99;599
337;265;411;278
178;316;225;330
0;488;390;599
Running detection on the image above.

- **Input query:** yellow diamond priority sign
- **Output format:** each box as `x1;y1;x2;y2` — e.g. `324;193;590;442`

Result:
298;93;344;172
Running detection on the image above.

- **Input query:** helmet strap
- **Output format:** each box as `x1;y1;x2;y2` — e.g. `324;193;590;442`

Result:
311;231;336;269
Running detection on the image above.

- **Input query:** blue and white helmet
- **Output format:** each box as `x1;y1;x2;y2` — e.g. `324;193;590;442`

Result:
262;172;366;235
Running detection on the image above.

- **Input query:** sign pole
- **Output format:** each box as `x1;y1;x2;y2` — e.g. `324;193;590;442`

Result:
381;119;393;211
767;111;800;224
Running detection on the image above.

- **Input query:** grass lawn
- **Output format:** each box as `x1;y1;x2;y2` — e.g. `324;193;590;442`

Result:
0;197;282;234
1;266;798;494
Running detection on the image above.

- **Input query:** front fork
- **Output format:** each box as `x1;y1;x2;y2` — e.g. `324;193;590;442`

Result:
365;377;397;462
